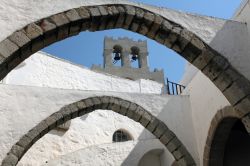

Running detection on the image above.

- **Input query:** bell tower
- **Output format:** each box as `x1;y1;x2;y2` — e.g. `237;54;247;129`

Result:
91;37;164;84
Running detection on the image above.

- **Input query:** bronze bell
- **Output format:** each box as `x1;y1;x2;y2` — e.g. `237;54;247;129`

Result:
114;52;121;61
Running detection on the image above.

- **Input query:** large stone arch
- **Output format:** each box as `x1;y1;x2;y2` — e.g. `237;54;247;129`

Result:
203;106;250;166
0;3;249;122
1;96;195;166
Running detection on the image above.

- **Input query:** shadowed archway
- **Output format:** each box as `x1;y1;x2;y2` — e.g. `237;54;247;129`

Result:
1;96;195;166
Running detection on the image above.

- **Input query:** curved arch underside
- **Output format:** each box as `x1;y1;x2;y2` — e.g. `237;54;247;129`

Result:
1;96;195;166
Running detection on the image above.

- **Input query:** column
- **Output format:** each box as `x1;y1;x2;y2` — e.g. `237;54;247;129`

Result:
139;52;149;70
103;49;113;68
121;50;131;68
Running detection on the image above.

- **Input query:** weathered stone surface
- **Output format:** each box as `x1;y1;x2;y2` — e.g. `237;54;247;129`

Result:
166;137;182;152
235;95;250;117
16;135;32;150
50;13;70;40
109;98;121;113
214;65;240;92
130;8;144;31
51;112;64;126
115;6;126;28
98;6;109;30
8;31;30;48
105;6;119;29
139;111;152;127
60;106;73;122
165;26;181;48
242;114;250;133
39;19;57;46
192;47;216;70
44;115;57;130
89;7;101;31
154;20;172;44
35;120;49;137
10;144;24;159
146;117;160;132
131;106;144;121
91;97;102;110
202;55;229;81
119;99;130;115
172;28;193;53
100;96;110;109
147;15;163;38
223;76;250;105
126;102;138;119
1;153;18;166
182;36;205;62
0;39;19;58
123;5;135;29
26;127;41;143
65;9;82;36
159;129;175;145
75;7;91;31
173;146;185;160
153;121;167;138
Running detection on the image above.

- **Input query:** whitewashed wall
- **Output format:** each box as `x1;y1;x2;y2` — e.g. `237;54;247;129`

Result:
4;52;163;94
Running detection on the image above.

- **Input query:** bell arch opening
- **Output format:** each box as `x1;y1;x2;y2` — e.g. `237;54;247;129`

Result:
1;96;195;166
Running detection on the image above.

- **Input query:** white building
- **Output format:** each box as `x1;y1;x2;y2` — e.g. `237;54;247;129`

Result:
0;0;250;166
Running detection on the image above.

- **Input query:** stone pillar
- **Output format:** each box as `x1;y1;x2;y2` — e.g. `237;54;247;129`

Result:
121;50;131;68
139;52;149;69
104;49;113;68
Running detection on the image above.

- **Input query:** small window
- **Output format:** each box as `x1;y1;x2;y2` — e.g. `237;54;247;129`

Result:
112;130;132;142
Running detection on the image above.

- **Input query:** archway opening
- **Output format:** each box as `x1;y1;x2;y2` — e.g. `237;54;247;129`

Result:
223;120;250;166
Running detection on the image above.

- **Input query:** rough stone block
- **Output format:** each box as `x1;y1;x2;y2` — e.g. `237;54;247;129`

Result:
51;112;64;126
109;98;121;113
146;117;160;132
242;114;250;133
223;76;250;105
172;28;193;53
76;7;91;31
61;106;73;122
153;121;167;138
164;26;181;48
182;36;205;62
26;127;41;143
130;8;144;31
154;20;172;44
177;155;195;166
66;103;79;119
35;120;49;137
50;13;70;40
146;15;163;38
131;106;144;121
159;129;175;145
39;19;57;46
92;97;102;110
202;55;229;81
1;153;18;166
10;144;24;159
106;6;119;29
124;5;135;29
44;115;57;130
173;145;186;160
98;6;109;30
115;6;126;28
119;100;130;115
192;46;216;70
213;65;240;92
65;9;82;36
235;95;250;117
0;39;19;58
17;135;32;150
166;137;182;152
89;7;101;31
8;31;31;48
84;98;95;112
139;111;152;127
7;54;23;71
100;96;110;109
25;23;44;52
126;102;138;119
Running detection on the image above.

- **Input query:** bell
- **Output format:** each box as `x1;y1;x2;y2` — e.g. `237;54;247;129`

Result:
131;54;138;61
114;52;121;61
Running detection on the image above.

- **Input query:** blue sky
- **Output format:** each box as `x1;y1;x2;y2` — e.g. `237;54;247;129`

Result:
43;0;242;83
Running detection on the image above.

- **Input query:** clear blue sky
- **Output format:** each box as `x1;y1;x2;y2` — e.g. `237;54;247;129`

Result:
43;0;242;83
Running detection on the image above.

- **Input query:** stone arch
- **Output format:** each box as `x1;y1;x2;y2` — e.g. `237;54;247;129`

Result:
0;4;249;120
1;96;195;166
203;106;250;166
138;148;164;166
